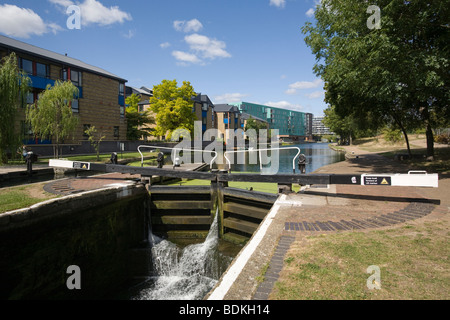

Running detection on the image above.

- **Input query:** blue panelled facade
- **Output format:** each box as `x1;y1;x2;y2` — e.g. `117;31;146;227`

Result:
230;102;307;138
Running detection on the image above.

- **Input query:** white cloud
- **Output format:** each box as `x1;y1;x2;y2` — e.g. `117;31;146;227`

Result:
49;0;131;26
172;33;231;65
306;91;324;99
174;19;203;33
0;4;61;38
306;8;315;17
185;33;231;60
172;51;201;64
269;0;286;8
48;0;73;7
286;79;323;95
160;42;171;49
265;101;304;112
122;29;135;39
78;0;132;26
214;93;249;104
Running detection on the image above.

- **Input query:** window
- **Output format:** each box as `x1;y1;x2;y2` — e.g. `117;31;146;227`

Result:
26;92;35;105
20;58;33;74
119;83;125;96
71;99;79;113
61;68;68;81
70;70;82;86
19;59;49;78
114;126;119;138
120;106;125;118
61;68;82;86
202;103;208;111
36;63;49;78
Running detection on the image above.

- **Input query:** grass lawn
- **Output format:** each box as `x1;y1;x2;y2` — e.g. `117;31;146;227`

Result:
0;183;58;214
380;147;450;174
271;221;449;300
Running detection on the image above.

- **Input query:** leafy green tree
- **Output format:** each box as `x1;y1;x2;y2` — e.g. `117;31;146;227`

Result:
149;79;197;140
125;93;155;140
0;53;30;163
302;0;449;158
84;125;105;161
244;116;267;132
26;80;79;158
323;106;355;145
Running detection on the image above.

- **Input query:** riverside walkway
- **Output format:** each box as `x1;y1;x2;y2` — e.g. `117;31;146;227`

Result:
207;147;448;300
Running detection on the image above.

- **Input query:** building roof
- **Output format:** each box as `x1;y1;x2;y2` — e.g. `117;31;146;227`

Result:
193;93;213;105
0;35;126;82
214;104;240;113
138;100;150;105
128;86;153;96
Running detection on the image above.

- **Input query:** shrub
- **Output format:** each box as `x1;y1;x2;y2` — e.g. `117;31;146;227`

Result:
383;128;403;143
434;134;449;144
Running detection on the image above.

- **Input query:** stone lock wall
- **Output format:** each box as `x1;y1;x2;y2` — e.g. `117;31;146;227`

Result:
0;183;149;300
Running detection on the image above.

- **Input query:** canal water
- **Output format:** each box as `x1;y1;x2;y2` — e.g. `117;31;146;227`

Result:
230;142;345;174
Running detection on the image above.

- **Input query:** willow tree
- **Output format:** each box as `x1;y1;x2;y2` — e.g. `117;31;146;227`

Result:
26;80;79;158
302;0;449;157
0;53;30;163
149;80;197;140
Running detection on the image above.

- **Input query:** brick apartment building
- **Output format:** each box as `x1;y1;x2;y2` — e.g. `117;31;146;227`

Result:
214;104;242;142
0;35;128;154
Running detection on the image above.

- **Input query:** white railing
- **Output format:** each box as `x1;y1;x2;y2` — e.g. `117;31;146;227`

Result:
137;145;218;169
224;147;302;173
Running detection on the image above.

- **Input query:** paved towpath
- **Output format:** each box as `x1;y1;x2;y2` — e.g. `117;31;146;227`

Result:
209;145;449;300
42;163;205;195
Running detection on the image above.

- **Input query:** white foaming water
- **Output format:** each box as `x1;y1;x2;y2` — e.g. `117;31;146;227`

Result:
134;211;227;300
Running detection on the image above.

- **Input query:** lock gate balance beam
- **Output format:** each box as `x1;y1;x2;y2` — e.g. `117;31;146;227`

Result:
49;159;438;188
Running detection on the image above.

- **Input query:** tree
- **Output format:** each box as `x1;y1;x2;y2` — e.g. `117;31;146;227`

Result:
149;79;197;140
125;93;155;140
244;116;267;132
26;80;79;158
0;53;30;163
323;106;354;145
84;125;105;161
302;0;449;158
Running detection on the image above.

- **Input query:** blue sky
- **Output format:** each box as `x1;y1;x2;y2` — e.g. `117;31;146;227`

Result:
0;0;326;116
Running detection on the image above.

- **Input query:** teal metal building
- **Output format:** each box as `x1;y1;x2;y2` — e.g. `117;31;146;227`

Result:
229;102;307;139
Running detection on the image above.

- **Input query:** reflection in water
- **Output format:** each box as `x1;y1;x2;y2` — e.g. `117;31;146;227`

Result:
230;143;345;174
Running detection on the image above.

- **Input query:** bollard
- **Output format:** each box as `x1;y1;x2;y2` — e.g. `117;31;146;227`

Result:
157;152;165;169
297;154;306;174
110;152;118;164
26;152;33;177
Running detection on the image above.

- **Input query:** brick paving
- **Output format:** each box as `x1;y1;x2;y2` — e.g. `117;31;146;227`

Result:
43;163;204;195
43;172;141;195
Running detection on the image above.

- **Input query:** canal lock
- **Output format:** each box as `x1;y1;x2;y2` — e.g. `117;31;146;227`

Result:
125;182;278;300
